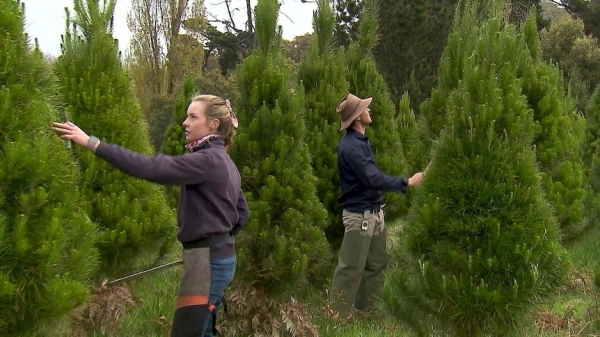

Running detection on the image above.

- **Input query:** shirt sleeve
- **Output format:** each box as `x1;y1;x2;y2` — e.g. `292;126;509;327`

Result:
344;145;408;193
230;189;249;236
94;142;213;186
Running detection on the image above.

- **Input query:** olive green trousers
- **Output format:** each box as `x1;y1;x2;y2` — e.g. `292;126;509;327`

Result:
331;208;387;313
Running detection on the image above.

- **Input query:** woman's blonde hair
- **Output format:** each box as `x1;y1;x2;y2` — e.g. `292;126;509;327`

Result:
192;94;237;150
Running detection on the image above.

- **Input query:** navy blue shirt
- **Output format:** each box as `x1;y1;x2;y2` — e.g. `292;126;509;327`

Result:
337;129;408;213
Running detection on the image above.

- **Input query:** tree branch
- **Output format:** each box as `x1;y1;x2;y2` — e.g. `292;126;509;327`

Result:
545;0;575;14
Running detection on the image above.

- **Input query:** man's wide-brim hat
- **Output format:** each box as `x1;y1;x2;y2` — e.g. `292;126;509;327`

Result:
336;93;372;131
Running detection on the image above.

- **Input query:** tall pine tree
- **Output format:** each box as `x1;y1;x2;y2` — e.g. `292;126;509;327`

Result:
381;3;568;335
333;0;364;48
0;1;99;334
420;0;588;240
55;0;176;271
521;60;588;239
374;0;458;106
397;93;425;174
344;0;411;220
396;93;427;217
520;16;588;239
230;0;331;294
298;0;349;247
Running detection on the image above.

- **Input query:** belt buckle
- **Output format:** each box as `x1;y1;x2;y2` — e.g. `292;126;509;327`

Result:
361;220;368;231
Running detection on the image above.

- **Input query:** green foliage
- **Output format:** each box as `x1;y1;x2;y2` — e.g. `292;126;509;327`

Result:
161;77;197;157
397;93;426;175
559;0;600;39
585;86;600;231
540;17;600;110
394;93;425;214
540;0;570;22
147;95;176;151
298;0;349;247
203;24;251;76
587;86;600;190
194;68;239;101
0;0;99;334
230;0;331;294
344;0;410;220
421;0;588;240
282;34;314;64
521;14;588;240
160;76;197;208
507;0;547;27
374;0;457;106
334;0;364;47
382;2;569;335
521;60;588;240
54;0;176;272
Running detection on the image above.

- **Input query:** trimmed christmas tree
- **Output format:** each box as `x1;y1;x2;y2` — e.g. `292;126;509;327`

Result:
397;92;426;174
520;60;588;240
420;0;588;241
230;0;331;294
298;0;349;247
395;92;425;212
343;0;410;220
55;0;176;271
381;3;569;336
374;0;457;105
519;13;588;240
0;1;99;334
161;76;197;208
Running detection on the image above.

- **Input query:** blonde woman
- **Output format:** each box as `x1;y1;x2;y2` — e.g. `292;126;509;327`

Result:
53;95;248;336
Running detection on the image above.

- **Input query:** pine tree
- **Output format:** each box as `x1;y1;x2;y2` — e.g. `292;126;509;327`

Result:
0;1;99;334
520;13;588;239
55;0;176;271
520;60;588;240
420;0;588;241
396;93;427;214
333;0;364;47
381;3;569;336
161;76;197;208
344;0;411;220
397;93;426;173
298;0;349;247
230;0;331;294
374;0;457;105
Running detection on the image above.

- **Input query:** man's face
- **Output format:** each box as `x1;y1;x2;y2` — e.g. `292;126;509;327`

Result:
357;107;372;125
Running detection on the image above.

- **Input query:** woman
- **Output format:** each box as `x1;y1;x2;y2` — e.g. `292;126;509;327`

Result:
53;95;249;337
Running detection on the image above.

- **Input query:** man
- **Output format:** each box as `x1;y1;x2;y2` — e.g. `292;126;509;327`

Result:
331;93;424;313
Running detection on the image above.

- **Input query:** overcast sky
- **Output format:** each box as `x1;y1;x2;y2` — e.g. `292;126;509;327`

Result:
22;0;318;56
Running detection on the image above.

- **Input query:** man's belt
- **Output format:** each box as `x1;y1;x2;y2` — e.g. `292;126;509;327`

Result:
367;204;385;214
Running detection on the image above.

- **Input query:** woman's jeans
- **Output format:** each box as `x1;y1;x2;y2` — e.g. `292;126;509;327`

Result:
202;255;237;336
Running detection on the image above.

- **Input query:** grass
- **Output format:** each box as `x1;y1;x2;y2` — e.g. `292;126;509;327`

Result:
69;219;600;337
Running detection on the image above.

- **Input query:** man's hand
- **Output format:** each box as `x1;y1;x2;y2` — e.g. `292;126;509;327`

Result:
408;172;424;187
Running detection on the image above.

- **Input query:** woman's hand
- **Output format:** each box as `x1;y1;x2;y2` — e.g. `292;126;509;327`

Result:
52;122;93;149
